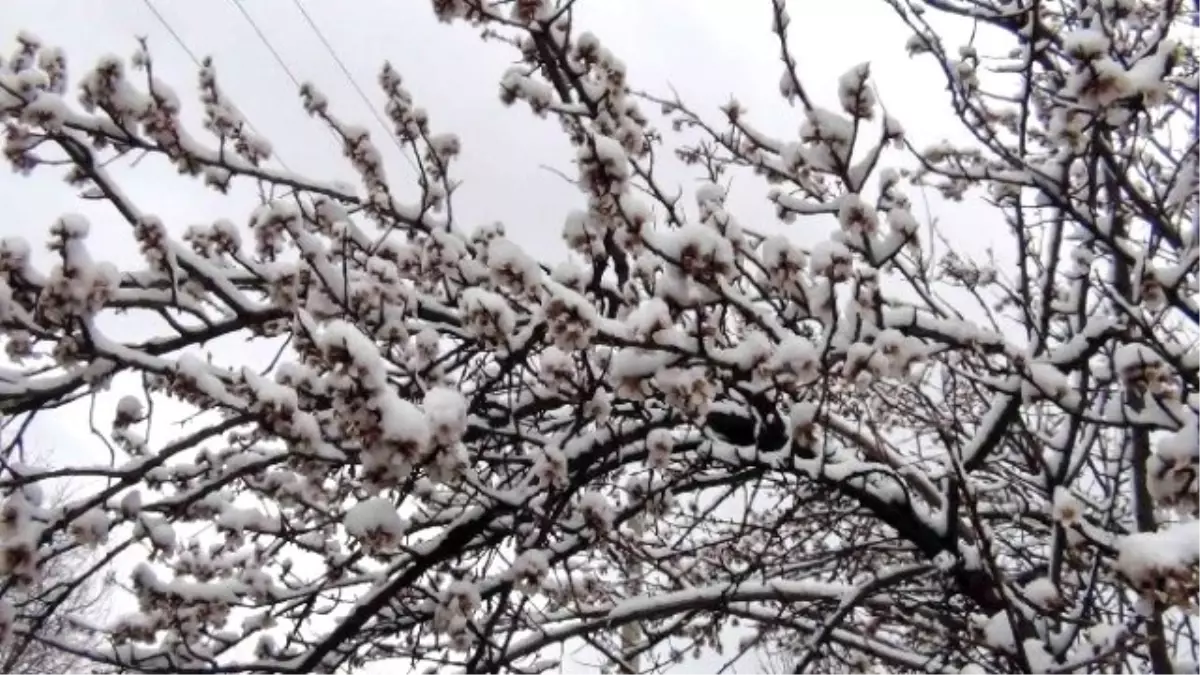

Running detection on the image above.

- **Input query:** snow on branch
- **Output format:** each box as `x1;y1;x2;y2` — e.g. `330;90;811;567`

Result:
0;1;1195;673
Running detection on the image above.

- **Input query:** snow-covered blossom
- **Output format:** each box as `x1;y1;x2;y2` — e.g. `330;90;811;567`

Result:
433;580;481;650
423;387;468;446
764;336;820;385
654;366;715;417
506;549;550;593
1022;576;1060;610
69;508;110;546
530;446;569;489
460;287;516;348
646;428;674;470
0;6;1194;672
836;63;875;119
543;284;599;350
344;498;406;551
1051;487;1084;526
576;491;614;534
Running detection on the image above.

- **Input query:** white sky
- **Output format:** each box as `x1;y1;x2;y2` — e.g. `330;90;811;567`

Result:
0;1;1003;672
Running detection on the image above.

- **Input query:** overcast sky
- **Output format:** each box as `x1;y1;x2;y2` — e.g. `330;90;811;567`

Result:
1;1;994;672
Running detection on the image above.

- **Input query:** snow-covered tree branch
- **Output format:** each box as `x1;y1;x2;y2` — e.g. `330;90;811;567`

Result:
0;479;111;674
0;0;1195;672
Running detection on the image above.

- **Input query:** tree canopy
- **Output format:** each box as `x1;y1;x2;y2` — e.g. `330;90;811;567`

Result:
0;0;1196;672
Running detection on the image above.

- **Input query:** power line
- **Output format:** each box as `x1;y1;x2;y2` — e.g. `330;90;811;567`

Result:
139;0;202;65
287;0;418;175
226;0;306;93
228;0;416;180
139;0;294;172
224;0;352;175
